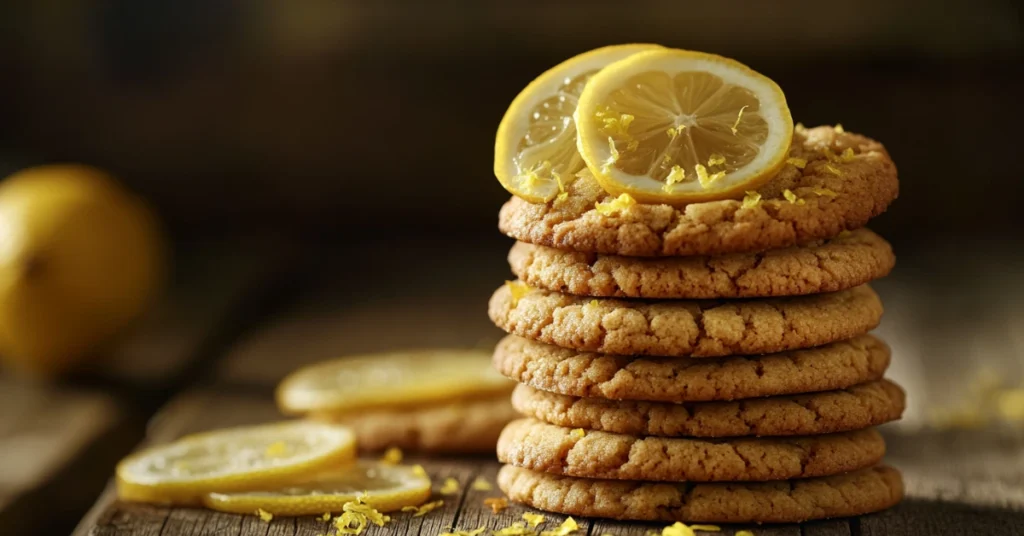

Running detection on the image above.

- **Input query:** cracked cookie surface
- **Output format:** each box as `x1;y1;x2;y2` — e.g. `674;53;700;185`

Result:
493;334;890;402
508;228;894;299
499;126;899;257
489;283;882;357
511;380;904;437
497;419;884;482
314;394;516;453
497;464;903;523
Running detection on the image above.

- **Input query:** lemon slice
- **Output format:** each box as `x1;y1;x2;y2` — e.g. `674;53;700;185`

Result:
202;461;431;515
277;349;513;415
116;421;357;504
575;48;793;205
494;44;661;203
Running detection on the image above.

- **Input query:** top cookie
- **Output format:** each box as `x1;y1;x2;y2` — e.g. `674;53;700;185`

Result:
499;126;898;257
508;228;894;299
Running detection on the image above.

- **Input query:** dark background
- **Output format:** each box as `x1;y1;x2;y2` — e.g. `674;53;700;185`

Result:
0;0;1022;248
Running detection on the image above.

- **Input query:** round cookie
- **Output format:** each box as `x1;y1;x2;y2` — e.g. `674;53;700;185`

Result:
493;334;890;402
498;125;899;257
313;394;516;453
489;283;883;357
508;228;894;299
511;380;905;437
497;464;904;523
497;419;885;482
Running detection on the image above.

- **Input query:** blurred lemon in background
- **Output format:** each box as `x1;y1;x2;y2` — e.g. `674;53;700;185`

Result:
0;164;164;378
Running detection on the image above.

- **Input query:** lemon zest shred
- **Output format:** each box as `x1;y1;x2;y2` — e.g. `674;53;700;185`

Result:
523;512;546;528
570;428;586;440
594;193;636;216
786;157;807;169
519;169;543;193
412;464;428;477
505;280;531;307
689;526;721;532
695;165;723;189
663;165;686;192
381;447;402;465
823;163;842;176
811;187;838;198
402;499;444;517
707;153;726;167
736;531;755;536
264;441;288;458
840;147;855;162
335;498;390;534
783;189;805;205
440;477;460;495
554;192;569;204
256;508;273;523
540;517;579;536
441;528;488;536
741;191;762;209
730;105;749;135
321;512;331;521
661;522;695;536
471;477;493;491
484;497;509;513
495;522;534;536
603;137;619;173
834;124;845;133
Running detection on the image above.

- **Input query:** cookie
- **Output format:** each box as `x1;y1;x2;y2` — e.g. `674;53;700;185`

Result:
508;228;894;299
489;283;882;357
493;334;890;402
511;380;905;437
313;394;516;453
497;464;903;523
498;125;899;257
497;419;885;482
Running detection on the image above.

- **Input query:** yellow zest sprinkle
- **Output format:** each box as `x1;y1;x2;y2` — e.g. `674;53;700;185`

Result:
594;193;636;216
741;191;762;209
736;531;755;536
663;165;686;192
553;171;565;193
412;464;427;477
402;499;444;517
834;124;845;133
321;512;331;521
689;526;721;532
381;447;402;465
441;528;488;536
997;389;1024;422
837;230;852;238
840;147;855;162
484;497;509;513
823;163;842;176
662;154;672;165
494;522;533;536
256;508;273;522
505;280;531;307
707;153;726;167
782;189;805;205
440;477;460;495
264;441;288;458
786;157;807;169
661;522;695;536
795;122;806;130
335;498;390;535
570;428;586;440
603;137;619;173
811;187;838;198
694;165;724;189
730;105;749;135
523;512;546;528
554;192;569;204
520;169;542;192
471;477;493;491
601;113;635;137
666;126;683;139
540;517;579;536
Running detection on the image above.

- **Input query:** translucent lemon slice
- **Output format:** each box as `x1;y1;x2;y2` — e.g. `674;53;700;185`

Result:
574;49;793;205
202;461;431;515
494;44;661;203
116;421;357;505
277;349;513;415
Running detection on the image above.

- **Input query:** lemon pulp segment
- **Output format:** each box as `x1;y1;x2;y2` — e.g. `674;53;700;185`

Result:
276;349;512;415
494;44;661;203
116;421;357;504
575;49;793;204
203;461;431;515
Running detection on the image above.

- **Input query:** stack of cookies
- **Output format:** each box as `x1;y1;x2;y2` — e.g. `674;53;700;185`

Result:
488;126;905;524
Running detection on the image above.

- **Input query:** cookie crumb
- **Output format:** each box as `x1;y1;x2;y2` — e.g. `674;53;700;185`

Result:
484;497;509;513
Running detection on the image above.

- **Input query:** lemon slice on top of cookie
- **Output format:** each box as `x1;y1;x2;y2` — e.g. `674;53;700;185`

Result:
574;48;793;205
494;44;660;203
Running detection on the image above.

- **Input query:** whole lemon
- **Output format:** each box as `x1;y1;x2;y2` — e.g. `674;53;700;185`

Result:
0;165;164;378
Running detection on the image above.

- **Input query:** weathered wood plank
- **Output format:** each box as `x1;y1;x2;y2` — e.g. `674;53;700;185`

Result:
858;499;1024;535
800;520;851;536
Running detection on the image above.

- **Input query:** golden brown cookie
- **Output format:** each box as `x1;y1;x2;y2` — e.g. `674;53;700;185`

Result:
313;394;516;453
498;126;899;257
493;334;890;402
511;380;905;437
489;283;882;357
497;419;885;482
497;464;903;523
508;228;894;299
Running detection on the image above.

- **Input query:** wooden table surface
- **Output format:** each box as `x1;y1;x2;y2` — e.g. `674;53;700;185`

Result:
1;236;1022;535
